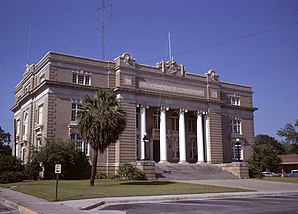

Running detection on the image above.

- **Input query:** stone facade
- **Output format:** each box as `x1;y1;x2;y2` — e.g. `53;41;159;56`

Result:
11;52;257;176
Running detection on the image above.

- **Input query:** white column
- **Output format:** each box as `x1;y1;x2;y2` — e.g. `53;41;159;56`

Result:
159;107;167;163
179;109;187;163
140;106;146;160
196;112;204;163
204;114;211;163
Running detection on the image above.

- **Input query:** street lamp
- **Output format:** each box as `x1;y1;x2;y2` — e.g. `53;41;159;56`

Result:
235;138;241;162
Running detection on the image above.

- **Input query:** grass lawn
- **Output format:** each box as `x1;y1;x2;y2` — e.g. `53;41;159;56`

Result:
261;177;298;183
0;179;251;201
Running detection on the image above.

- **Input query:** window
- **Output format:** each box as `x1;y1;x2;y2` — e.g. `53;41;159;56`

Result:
16;119;20;136
189;138;197;159
232;142;242;161
36;134;42;151
136;108;140;129
153;110;160;129
71;103;82;121
71;133;89;155
171;112;179;131
231;118;242;134
172;138;179;159
231;96;240;106
72;73;90;85
15;144;19;158
38;104;43;124
188;114;196;133
23;112;29;137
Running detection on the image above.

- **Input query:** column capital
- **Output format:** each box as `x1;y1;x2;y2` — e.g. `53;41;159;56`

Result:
180;109;188;113
160;106;169;111
137;104;149;109
198;111;208;115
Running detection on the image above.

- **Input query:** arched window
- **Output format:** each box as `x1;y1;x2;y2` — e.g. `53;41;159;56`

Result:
153;109;160;129
171;112;179;131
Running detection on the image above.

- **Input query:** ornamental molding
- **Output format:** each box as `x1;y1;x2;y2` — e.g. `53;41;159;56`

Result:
156;58;186;76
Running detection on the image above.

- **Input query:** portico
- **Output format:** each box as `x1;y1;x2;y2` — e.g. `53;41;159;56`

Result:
137;105;211;164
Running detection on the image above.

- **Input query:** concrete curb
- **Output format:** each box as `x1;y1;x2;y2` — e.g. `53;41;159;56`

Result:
76;191;298;210
0;196;39;214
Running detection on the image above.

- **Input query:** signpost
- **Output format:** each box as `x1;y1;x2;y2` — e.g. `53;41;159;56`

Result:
55;164;61;201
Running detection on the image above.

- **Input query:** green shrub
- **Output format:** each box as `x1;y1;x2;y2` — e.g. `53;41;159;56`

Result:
116;163;145;180
24;157;42;180
95;172;107;179
0;155;23;173
0;171;24;184
29;139;91;180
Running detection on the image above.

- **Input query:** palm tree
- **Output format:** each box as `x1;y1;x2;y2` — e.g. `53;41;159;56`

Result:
78;90;126;186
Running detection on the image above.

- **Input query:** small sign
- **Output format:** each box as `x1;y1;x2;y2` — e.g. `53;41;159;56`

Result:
55;164;61;174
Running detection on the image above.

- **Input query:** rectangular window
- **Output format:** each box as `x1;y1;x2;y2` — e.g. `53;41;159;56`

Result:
15;144;19;158
71;133;89;156
232;142;242;161
154;115;160;129
36;134;42;151
231;118;241;134
171;117;179;131
85;76;90;85
231;97;240;106
72;74;77;83
38;104;43;124
188;118;195;133
71;103;82;121
72;73;90;85
189;138;197;159
172;138;179;159
16;119;20;136
78;75;84;84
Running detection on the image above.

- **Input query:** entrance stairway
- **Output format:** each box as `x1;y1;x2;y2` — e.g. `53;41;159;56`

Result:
155;163;239;180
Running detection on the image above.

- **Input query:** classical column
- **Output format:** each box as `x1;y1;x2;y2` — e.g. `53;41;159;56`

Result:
204;113;211;163
140;106;146;160
179;109;187;163
196;112;204;163
159;107;168;163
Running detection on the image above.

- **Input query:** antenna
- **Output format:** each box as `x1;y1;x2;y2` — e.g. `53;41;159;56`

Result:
97;0;112;60
168;31;172;60
101;0;105;59
26;24;32;65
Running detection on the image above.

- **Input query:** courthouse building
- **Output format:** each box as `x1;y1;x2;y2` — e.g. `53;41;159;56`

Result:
11;52;256;176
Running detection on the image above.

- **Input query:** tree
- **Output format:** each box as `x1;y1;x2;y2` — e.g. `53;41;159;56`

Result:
255;134;285;155
78;90;127;186
277;119;298;154
248;144;281;178
0;126;11;155
0;127;24;183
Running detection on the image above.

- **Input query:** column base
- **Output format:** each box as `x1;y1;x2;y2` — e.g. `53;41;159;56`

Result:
158;160;169;164
178;160;189;164
196;161;205;164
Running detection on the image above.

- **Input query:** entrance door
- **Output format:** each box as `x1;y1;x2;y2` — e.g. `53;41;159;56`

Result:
153;140;160;163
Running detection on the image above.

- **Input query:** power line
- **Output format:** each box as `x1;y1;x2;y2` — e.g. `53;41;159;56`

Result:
59;11;97;52
142;20;298;64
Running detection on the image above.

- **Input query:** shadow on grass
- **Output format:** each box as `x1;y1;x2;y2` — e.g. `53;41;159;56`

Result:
120;181;175;185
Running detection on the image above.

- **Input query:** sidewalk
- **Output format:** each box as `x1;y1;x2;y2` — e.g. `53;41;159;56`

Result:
1;179;298;214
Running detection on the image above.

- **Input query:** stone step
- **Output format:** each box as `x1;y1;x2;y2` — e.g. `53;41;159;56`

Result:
155;163;239;180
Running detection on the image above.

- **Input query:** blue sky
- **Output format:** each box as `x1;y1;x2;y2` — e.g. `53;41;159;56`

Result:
0;0;297;140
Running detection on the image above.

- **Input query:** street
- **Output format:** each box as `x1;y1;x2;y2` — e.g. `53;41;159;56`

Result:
0;201;21;214
101;194;298;214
